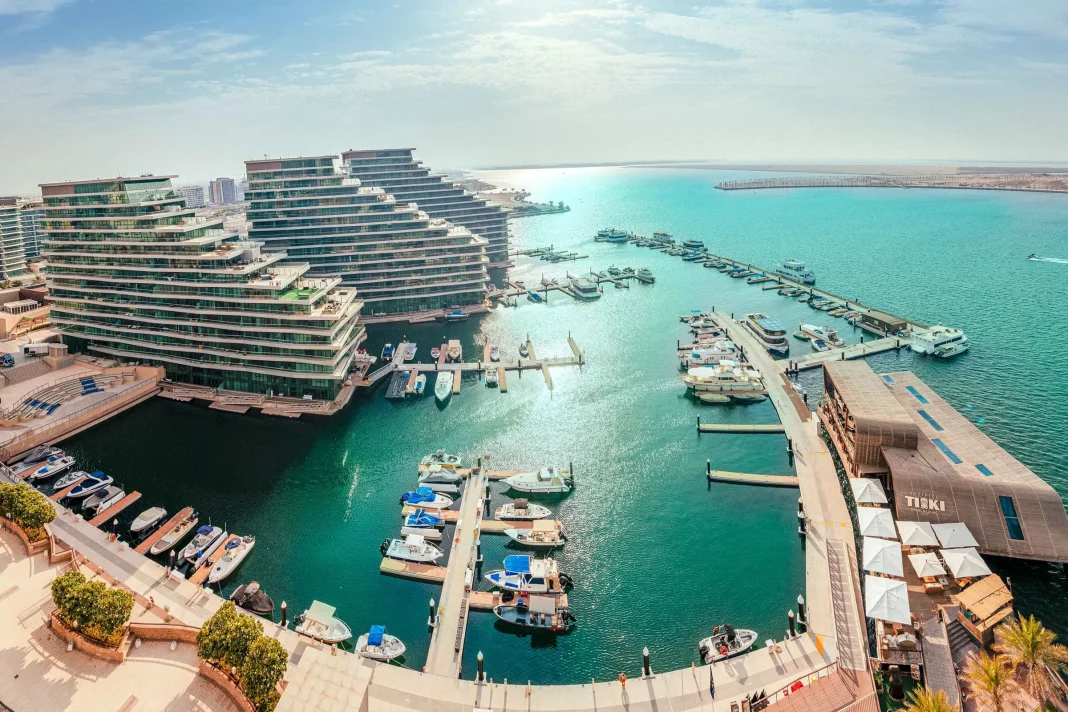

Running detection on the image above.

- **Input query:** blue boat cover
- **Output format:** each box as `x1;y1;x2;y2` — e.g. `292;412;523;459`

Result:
226;538;240;549
406;509;442;527
196;525;213;535
403;487;436;504
91;471;104;477
503;555;531;574
368;625;385;646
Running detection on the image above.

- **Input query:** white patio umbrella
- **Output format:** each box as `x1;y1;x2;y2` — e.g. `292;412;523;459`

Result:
933;522;979;549
858;506;898;539
865;575;911;625
850;477;888;505
941;548;992;578
908;552;947;578
863;536;904;577
896;521;939;547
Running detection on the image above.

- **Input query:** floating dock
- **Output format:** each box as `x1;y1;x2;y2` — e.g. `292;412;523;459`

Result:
697;422;785;433
707;470;799;488
88;491;142;527
379;558;446;583
135;507;194;554
788;337;908;371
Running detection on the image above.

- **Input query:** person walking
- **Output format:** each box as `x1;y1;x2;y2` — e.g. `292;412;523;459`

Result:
618;673;626;690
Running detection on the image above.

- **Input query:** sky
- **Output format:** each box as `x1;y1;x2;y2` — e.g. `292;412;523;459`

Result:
2;0;1068;193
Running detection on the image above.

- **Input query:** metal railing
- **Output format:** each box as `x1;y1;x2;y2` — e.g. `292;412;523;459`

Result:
754;659;839;710
0;370;132;421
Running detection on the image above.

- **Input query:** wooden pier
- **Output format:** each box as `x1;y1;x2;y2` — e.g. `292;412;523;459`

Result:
707;470;799;488
697;422;785;433
379;558;446;583
135;507;194;554
88;491;142;527
788;337;908;371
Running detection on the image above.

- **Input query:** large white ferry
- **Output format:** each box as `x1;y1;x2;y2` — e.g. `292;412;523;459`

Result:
775;258;816;285
743;313;791;355
909;325;969;358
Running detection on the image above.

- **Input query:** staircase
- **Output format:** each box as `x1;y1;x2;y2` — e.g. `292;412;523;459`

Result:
946;619;979;662
2;360;52;385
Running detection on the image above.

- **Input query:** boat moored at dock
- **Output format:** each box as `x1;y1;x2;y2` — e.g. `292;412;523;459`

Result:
150;511;199;555
494;594;576;632
503;467;573;494
494;498;552;520
681;363;764;392
909;324;969;358
295;601;352;644
742;313;790;355
24;455;76;481
381;534;445;563
400;487;453;509
486;555;573;593
130;506;167;536
208;534;255;584
178;525;226;568
569;277;601;300
504;520;566;548
775;258;816;284
230;581;274;617
356;625;406;661
799;323;845;347
404;508;444;529
698;624;758;663
444;309;469;323
83;486;124;517
420;450;462;469
434;372;454;402
66;472;114;499
446;339;462;362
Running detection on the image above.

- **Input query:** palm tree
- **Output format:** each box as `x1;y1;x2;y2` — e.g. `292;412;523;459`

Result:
962;651;1018;712
902;686;955;712
995;614;1068;704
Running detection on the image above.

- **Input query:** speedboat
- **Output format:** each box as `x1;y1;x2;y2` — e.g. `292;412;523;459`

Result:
83;486;124;516
53;469;91;490
295;601;352;644
130;506;167;536
444;309;469;322
606;265;622;276
356;625;406;661
504;520;565;548
434;372;453;403
518;343;529;358
25;455;76;481
810;338;831;352
66;472;114;499
494;594;576;632
742;313;790;355
413;375;427;395
418;464;463;486
380;343;394;362
404;343;417;361
420;449;462;469
799;323;845;347
775;258;815;285
486;555;572;593
178;524;226;566
490;346;500;362
430;347;441;360
208;534;255;584
400;487;453;509
380;534;444;563
17;445;62;467
503;467;573;494
486;369;499;388
150;511;199;555
494;498;551;520
231;581;274;617
687;316;718;329
404;508;444;529
1028;253;1038;260
698;625;758;664
527;290;544;303
446;340;462;362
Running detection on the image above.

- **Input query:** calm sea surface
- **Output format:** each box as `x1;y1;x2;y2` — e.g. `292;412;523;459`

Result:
60;167;1068;683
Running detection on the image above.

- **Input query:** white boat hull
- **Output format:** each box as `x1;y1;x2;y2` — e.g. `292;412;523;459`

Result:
699;628;758;664
504;528;565;548
208;537;255;584
383;539;444;563
356;633;407;661
296;616;352;644
494;503;552;520
150;517;198;555
434;373;453;402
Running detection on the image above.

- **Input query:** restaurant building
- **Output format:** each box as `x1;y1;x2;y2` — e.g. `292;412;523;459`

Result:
820;360;1068;563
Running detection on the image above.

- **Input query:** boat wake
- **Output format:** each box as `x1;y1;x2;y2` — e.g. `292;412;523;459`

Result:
1029;256;1068;264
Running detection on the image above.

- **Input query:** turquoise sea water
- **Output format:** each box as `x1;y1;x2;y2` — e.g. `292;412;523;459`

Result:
59;167;1068;684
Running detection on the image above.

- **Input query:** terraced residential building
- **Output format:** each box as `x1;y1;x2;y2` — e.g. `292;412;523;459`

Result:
0;197;28;279
41;175;365;400
341;148;510;266
17;199;46;260
245;155;489;318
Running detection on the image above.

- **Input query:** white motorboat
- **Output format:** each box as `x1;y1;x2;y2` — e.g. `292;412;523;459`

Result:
208;534;255;584
380;534;444;563
681;363;765;393
494;498;552;520
503;467;573;494
697;393;730;403
636;267;654;282
518;343;529;358
295;601;352;644
486;555;572;593
413;375;427;395
490;346;501;362
53;469;90;490
400;526;443;540
66;472;113;499
504;520;566;549
178;525;226;567
799;323;845;347
493;594;576;632
418;463;463;485
687;316;719;329
130;506;167;536
909;324;969;358
434;371;453;402
18;445;62;467
400;487;454;509
698;625;758;663
83;486;124;516
775;258;815;285
731;393;767;403
25;455;76;481
679;341;740;368
486;369;499;388
150;511;199;555
569;277;601;300
743;313;790;355
446;339;462;362
809;337;831;352
404;343;417;362
420;449;462;469
356;625;406;661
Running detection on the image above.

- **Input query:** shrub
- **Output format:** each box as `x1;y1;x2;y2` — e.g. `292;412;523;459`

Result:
197;602;264;670
0;483;56;542
240;636;287;712
50;570;134;646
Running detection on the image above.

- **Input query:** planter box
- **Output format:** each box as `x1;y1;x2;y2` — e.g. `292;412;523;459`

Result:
128;621;200;644
0;515;49;554
49;611;130;663
198;661;257;712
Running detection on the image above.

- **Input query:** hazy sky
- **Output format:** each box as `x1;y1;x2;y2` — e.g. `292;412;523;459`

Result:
2;0;1067;193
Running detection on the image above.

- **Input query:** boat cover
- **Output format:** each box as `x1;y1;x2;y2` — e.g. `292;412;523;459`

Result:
407;509;442;527
226;537;241;550
196;525;213;535
306;600;336;627
504;555;532;574
528;596;556;615
368;625;385;646
90;470;104;477
404;487;436;504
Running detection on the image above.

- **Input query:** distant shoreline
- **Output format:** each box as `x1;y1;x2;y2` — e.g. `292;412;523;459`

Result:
474;161;1068;176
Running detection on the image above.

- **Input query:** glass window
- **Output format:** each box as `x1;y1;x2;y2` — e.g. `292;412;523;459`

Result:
976;464;994;477
931;438;962;464
906;385;929;404
998;495;1025;540
917;409;944;432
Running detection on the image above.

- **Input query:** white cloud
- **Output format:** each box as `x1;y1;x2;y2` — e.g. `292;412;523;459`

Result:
0;0;71;15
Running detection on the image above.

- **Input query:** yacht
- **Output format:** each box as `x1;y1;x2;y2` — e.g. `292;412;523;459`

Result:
810;338;831;352
595;228;629;242
83;486;124;517
798;323;845;347
400;487;454;509
486;555;572;593
294;601;352;644
178;525;226;567
420;449;462;469
380;534;445;563
66;472;114;499
208;534;255;584
25;455;76;482
636;267;654;282
909;325;969;358
569;277;601;300
742;313;791;355
681;363;765;393
495;498;552;520
130;507;167;536
417;467;463;492
775;258;816;285
698;625;758;664
493;594;576;632
434;372;453;403
503;520;565;548
446;339;462;362
652;231;674;244
150;511;199;555
356;626;406;661
503;467;573;494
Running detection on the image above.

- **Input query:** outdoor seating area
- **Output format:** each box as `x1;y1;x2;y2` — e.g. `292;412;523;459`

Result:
5;372;127;421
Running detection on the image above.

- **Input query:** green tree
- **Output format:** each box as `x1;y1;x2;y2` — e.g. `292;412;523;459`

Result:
0;483;56;537
902;686;955;712
995;615;1068;705
240;636;287;712
50;571;87;618
50;572;132;643
963;651;1019;712
197;602;264;670
94;586;135;639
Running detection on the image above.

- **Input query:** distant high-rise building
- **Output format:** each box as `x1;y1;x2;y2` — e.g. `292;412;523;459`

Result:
208;177;237;205
245;154;488;317
16;199;45;261
342;148;510;266
0;197;28;279
41;174;365;399
176;185;206;208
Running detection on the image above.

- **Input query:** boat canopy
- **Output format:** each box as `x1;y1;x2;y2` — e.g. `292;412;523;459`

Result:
528;595;557;615
306;600;336;627
405;534;426;546
196;525;214;535
503;555;532;574
368;625;385;646
533;520;558;532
